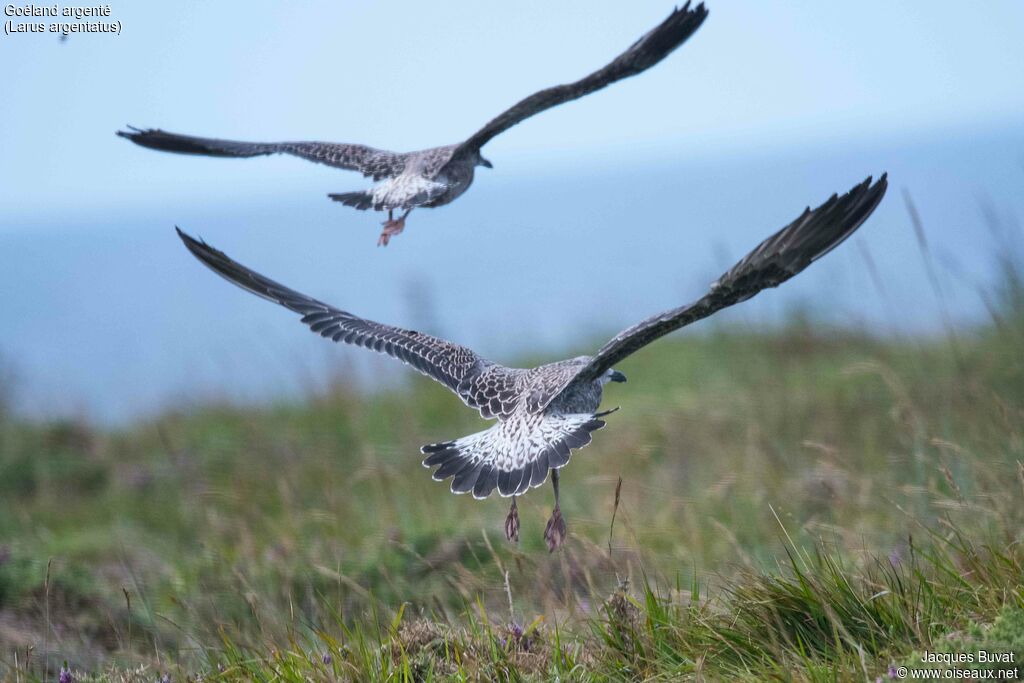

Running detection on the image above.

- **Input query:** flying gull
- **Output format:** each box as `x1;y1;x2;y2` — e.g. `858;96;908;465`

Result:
176;174;887;549
121;4;708;246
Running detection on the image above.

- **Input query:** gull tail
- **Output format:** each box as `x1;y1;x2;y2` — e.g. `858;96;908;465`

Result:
421;409;616;500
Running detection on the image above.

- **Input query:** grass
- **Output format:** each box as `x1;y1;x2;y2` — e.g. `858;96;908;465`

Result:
1;254;1022;681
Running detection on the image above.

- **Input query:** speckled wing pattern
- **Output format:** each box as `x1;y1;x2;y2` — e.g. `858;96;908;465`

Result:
543;175;890;407
446;2;708;164
117;127;407;180
176;229;524;418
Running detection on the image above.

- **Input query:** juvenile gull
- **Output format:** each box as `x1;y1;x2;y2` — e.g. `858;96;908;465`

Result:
120;4;708;246
176;175;887;549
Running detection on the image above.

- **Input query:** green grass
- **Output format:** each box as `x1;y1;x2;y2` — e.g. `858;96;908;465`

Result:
1;275;1023;681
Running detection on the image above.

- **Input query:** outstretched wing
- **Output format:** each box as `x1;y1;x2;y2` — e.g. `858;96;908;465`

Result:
118;127;406;180
176;229;518;416
545;175;888;406
447;3;707;162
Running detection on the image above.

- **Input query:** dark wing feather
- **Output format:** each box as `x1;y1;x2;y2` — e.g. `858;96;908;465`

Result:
176;229;501;411
119;127;406;180
544;175;888;406
447;3;707;161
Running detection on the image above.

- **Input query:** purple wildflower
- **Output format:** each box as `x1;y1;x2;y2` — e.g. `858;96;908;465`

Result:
505;622;532;652
321;652;332;665
59;667;74;683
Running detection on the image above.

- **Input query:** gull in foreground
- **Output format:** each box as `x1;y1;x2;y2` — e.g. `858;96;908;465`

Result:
177;174;887;550
121;4;708;246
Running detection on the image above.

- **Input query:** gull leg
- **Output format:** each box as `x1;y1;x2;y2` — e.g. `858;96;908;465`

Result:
544;469;567;552
378;208;412;247
505;496;520;543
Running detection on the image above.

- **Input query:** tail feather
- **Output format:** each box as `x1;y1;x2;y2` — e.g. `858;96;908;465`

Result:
420;412;610;499
473;466;499;498
497;469;516;496
529;455;549;488
433;454;471;480
422;442;458;467
451;461;483;494
328;191;374;210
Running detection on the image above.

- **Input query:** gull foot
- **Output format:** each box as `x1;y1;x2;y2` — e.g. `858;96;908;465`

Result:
377;215;407;247
544;505;567;552
505;498;520;543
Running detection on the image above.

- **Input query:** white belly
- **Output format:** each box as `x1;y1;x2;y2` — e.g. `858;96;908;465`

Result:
371;173;449;210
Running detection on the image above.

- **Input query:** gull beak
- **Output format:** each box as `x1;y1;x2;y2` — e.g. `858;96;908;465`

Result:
480;157;493;169
609;370;627;383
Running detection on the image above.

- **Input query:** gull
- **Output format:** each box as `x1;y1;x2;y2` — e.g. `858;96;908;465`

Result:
176;174;887;549
120;4;708;246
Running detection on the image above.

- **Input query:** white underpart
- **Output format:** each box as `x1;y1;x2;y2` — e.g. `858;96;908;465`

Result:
371;173;447;210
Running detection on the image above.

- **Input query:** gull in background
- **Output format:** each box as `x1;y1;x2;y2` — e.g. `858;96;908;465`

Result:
120;4;708;246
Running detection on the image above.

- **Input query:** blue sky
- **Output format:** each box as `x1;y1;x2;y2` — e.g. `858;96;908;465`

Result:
2;1;1023;220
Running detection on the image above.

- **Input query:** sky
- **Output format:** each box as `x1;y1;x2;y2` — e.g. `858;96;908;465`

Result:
1;1;1023;423
2;1;1023;219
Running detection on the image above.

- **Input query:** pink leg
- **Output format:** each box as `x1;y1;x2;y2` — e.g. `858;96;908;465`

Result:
505;497;520;543
377;209;410;247
544;469;567;552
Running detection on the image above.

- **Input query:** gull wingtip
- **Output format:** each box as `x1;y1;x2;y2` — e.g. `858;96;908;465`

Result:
865;173;889;201
175;227;213;257
681;1;709;21
175;226;195;244
116;124;144;138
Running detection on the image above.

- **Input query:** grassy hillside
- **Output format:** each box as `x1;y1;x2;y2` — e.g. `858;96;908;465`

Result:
1;282;1022;680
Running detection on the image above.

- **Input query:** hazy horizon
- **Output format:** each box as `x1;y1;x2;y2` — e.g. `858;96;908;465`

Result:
3;121;1023;424
2;1;1023;424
